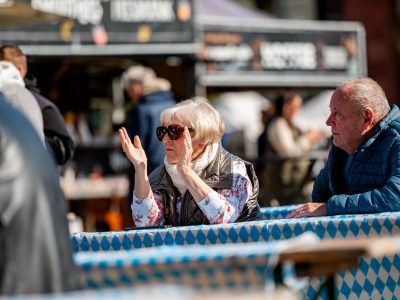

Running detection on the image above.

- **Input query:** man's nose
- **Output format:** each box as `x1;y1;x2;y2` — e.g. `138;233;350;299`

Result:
326;114;333;126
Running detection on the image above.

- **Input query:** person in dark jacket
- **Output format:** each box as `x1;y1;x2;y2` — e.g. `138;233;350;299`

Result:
0;93;78;294
288;77;400;218
0;44;74;165
0;61;44;142
119;98;260;226
121;65;176;207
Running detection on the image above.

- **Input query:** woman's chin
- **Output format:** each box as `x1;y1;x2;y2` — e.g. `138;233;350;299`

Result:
166;156;178;164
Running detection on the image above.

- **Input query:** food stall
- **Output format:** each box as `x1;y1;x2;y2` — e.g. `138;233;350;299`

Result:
0;0;367;231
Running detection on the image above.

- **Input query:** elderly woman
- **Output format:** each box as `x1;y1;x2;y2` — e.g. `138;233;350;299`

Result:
119;98;260;227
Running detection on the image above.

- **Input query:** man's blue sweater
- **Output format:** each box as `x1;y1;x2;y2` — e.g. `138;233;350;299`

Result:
312;105;400;215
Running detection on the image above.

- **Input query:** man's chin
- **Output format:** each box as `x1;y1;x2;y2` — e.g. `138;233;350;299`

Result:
331;139;340;148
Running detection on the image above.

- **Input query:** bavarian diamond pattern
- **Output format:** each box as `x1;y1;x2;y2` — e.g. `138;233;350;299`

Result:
332;254;400;300
74;239;291;290
70;210;400;300
260;205;300;220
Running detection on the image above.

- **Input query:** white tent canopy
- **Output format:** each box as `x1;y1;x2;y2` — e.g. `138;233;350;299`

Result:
215;91;271;159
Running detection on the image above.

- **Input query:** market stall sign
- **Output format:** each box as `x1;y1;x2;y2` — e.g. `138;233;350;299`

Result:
0;0;196;55
198;19;367;87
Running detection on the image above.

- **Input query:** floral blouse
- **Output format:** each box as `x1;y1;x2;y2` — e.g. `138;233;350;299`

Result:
131;159;253;227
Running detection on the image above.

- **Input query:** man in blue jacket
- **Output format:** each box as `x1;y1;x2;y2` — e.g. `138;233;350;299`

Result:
289;77;400;218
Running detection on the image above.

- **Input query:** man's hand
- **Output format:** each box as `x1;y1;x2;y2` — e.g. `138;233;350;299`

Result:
287;203;327;218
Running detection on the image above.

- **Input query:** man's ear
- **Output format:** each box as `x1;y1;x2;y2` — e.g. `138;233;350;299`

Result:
363;107;374;127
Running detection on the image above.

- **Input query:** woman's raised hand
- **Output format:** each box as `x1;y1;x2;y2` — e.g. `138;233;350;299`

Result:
177;126;193;175
119;127;147;171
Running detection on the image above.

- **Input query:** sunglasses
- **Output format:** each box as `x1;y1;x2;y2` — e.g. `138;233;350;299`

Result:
156;125;195;141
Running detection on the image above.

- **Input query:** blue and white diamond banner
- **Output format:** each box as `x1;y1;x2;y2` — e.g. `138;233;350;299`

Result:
71;212;400;252
74;236;312;290
70;210;400;300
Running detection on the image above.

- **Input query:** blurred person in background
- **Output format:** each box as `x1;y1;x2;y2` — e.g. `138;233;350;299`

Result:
289;78;400;218
0;61;44;143
119;98;260;226
258;91;326;206
121;65;176;208
0;93;78;294
0;44;74;165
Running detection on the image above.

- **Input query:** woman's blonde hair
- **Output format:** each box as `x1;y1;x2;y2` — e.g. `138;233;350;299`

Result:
160;98;225;145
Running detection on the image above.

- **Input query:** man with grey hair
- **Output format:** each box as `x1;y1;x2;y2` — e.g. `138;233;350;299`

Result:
121;65;156;104
288;77;399;218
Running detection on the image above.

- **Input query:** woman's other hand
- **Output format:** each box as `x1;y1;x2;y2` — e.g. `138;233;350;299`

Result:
119;127;147;171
